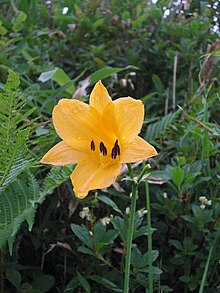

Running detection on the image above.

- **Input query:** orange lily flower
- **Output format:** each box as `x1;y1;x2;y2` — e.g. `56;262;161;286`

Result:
41;81;157;199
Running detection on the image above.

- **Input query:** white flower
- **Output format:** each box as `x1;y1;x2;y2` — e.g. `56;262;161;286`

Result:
199;196;207;203
200;204;206;210
125;207;130;215
207;200;212;206
163;192;168;199
137;209;148;218
79;207;92;221
83;207;89;213
199;196;211;207
100;217;111;226
79;211;86;219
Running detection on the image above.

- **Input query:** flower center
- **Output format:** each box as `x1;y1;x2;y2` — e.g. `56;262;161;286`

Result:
90;139;120;164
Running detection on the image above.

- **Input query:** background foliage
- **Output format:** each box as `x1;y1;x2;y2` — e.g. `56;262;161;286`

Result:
0;0;219;292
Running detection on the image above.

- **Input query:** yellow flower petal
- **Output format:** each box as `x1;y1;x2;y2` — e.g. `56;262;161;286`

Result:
103;97;144;143
53;99;104;153
70;161;121;199
120;136;158;163
40;141;84;165
89;81;112;114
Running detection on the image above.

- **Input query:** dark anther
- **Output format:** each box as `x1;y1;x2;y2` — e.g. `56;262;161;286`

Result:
111;139;120;159
100;142;107;156
90;140;95;151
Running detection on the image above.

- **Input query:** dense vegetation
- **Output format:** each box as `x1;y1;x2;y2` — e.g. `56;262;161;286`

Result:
0;0;219;292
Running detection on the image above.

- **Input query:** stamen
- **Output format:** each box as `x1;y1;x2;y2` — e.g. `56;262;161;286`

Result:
90;140;95;151
111;139;120;159
100;142;107;156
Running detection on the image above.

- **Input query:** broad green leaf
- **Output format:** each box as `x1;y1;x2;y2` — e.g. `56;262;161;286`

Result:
76;271;91;293
98;195;123;215
16;11;27;22
171;166;184;189
152;74;164;93
104;230;119;244
188;281;198;291
179;275;191;283
71;224;93;249
89;66;138;85
38;68;75;94
78;246;95;256
93;222;106;244
170;240;183;250
32;275;55;293
88;275;123;292
5;268;21;291
152;266;163;275
112;216;126;242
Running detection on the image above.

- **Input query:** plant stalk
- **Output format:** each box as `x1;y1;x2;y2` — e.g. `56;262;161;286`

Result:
146;179;153;293
0;248;4;293
124;164;138;293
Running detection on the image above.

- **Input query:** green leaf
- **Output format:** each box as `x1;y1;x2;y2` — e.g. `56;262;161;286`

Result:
98;195;123;215
71;224;93;249
152;266;163;275
88;275;123;292
192;204;202;219
170;240;183;250
181;215;194;223
171;166;184;189
0;26;7;35
89;66;137;85
179;275;191;283
148;170;171;182
5;268;21;291
32;275;55;293
16;11;27;23
188;281;198;291
76;271;91;293
64;278;78;292
93;222;106;244
152;74;164;93
78;246;95;256
104;230;119;244
112;216;126;242
38;68;75;94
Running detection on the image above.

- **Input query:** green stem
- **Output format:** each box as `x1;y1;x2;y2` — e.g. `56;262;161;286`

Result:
146;179;153;293
124;165;138;293
199;228;220;293
0;248;4;293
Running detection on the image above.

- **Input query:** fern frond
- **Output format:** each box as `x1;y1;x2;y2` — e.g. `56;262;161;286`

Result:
0;129;33;192
0;173;39;252
0;165;74;252
37;165;73;204
144;110;180;142
0;71;74;252
0;71;36;251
